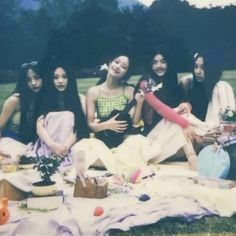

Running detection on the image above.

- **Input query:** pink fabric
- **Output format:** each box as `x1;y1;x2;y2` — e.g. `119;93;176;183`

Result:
30;111;75;161
140;81;189;129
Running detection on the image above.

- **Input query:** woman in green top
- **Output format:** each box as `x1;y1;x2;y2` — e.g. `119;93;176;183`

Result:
86;54;142;148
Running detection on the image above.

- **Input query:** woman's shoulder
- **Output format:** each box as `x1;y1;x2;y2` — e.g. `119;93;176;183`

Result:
87;85;100;100
179;73;193;85
123;84;134;100
216;80;231;86
124;83;134;92
3;94;20;108
179;74;193;95
87;85;99;94
215;80;233;90
79;93;86;100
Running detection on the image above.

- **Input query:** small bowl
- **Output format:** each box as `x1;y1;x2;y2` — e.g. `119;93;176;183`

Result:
2;161;18;173
18;163;35;170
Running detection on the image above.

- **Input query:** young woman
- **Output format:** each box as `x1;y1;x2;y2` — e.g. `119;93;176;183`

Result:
133;45;198;170
86;54;139;148
31;64;89;163
180;52;235;129
135;45;190;135
0;61;43;144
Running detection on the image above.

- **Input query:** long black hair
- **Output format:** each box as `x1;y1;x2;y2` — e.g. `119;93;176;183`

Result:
149;45;178;91
190;52;223;120
40;63;89;139
13;61;43;144
137;45;185;107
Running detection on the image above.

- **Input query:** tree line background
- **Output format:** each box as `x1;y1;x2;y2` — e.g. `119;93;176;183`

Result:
1;0;236;80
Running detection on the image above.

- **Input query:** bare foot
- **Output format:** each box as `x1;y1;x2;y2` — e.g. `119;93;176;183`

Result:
75;151;87;186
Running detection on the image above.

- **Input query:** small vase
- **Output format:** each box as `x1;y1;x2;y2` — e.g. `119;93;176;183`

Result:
32;181;56;196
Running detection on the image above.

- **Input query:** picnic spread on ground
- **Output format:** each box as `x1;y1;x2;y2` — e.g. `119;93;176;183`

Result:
1;160;236;236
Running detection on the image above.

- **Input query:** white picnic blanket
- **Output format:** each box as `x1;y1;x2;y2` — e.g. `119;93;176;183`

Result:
1;164;236;236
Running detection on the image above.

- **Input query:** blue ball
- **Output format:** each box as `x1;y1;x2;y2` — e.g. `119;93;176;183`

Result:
198;145;230;179
139;194;150;201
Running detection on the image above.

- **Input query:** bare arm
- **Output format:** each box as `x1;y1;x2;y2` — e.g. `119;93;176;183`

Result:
179;74;193;100
140;80;189;129
79;93;86;115
0;95;20;138
132;90;145;125
36;115;69;157
124;85;135;117
63;131;77;149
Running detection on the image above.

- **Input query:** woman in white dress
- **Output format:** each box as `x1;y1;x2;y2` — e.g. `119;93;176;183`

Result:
179;52;235;130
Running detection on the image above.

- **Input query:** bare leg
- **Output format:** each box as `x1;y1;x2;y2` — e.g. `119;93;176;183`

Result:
73;150;87;186
182;140;198;171
71;138;115;172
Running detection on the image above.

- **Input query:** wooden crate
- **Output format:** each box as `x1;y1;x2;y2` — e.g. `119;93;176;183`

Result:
74;177;108;198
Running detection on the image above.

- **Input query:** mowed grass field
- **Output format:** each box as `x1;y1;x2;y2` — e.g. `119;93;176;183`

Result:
0;70;236;235
0;70;236;109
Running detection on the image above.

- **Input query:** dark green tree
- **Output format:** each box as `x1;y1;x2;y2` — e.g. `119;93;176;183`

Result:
38;0;83;28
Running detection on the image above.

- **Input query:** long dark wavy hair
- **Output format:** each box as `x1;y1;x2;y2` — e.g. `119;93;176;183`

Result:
96;54;133;87
190;52;223;120
13;62;43;144
137;45;185;107
39;63;89;139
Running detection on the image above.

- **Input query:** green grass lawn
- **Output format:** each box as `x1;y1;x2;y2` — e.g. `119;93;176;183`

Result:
0;70;235;107
1;71;236;235
0;75;141;110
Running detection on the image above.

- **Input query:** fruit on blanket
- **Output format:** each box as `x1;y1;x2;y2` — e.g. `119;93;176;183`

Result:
94;206;104;216
139;194;150;202
0;197;9;225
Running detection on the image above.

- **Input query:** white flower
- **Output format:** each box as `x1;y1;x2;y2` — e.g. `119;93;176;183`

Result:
100;63;108;71
152;82;162;92
227;110;234;117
